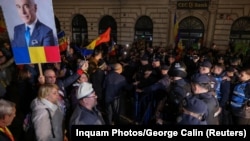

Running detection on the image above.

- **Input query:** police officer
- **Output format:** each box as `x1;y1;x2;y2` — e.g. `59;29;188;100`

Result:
211;63;231;124
230;67;250;125
177;96;208;125
198;60;217;91
155;61;191;125
191;73;221;125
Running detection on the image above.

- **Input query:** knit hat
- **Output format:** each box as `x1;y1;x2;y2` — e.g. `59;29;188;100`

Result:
77;82;94;99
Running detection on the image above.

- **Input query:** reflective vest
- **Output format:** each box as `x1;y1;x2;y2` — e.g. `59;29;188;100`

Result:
230;82;249;108
214;76;223;101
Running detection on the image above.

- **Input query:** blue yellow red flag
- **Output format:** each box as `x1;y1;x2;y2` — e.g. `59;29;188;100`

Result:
12;46;61;64
173;13;179;44
86;27;111;50
57;31;68;52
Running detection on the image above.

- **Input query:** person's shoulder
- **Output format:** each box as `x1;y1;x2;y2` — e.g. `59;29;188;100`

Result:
14;23;25;29
36;20;52;30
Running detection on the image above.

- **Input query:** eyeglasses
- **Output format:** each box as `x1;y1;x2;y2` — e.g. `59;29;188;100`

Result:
86;95;97;99
86;92;97;99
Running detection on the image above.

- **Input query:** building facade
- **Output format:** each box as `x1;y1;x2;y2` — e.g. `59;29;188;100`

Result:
1;0;250;53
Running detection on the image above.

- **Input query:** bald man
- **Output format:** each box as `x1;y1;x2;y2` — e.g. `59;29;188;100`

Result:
12;0;55;47
103;63;133;125
113;63;123;73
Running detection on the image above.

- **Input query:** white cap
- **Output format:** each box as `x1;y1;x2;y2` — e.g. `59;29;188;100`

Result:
77;82;94;99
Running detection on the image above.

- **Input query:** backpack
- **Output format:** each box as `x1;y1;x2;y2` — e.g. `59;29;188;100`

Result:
23;108;55;141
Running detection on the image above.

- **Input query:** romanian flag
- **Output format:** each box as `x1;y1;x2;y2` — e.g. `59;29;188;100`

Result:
12;46;61;64
173;12;179;45
86;27;111;50
85;27;111;53
57;31;68;52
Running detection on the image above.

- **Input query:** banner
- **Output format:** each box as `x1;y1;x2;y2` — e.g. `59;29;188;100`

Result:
0;0;60;64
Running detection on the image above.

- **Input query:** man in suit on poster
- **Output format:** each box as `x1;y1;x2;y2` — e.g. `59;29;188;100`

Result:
12;0;55;47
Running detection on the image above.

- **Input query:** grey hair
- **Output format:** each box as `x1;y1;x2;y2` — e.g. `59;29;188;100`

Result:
0;99;16;119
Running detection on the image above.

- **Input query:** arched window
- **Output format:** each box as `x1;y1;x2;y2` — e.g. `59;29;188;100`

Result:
179;16;204;49
72;14;88;46
134;15;153;47
99;15;117;43
230;16;250;54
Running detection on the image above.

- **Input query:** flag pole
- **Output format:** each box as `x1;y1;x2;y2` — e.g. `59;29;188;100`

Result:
38;63;43;76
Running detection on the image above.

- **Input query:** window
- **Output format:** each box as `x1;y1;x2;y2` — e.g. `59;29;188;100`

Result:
72;14;88;46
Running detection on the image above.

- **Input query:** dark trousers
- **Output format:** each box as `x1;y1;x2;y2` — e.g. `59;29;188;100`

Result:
105;98;121;125
219;108;232;125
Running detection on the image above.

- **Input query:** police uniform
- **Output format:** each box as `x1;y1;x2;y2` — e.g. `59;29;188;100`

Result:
230;80;250;124
177;96;208;125
157;61;191;124
191;73;221;125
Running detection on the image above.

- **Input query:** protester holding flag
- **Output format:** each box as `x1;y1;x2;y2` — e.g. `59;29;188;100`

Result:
87;48;103;75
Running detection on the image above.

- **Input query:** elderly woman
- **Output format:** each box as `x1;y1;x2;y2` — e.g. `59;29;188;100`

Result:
31;84;67;141
0;99;16;141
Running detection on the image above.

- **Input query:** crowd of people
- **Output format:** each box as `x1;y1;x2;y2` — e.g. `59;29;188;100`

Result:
0;39;250;141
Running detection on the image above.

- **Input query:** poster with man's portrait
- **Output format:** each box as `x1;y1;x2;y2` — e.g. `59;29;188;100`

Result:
0;0;60;64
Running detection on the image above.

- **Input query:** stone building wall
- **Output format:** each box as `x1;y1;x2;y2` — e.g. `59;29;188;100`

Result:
0;0;249;52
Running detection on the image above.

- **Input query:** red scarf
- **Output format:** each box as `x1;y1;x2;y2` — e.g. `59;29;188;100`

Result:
0;126;15;141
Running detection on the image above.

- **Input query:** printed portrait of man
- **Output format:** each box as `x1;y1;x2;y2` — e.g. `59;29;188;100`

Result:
0;0;58;48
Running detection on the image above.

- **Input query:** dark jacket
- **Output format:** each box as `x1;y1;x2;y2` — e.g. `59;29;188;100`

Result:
195;92;220;125
103;71;131;103
177;113;207;125
70;105;105;125
56;72;81;97
90;68;106;100
0;131;12;141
